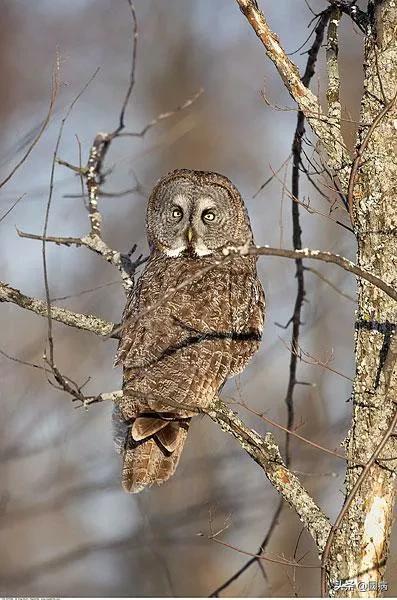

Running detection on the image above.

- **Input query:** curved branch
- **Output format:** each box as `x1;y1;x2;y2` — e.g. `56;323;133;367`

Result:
246;246;396;302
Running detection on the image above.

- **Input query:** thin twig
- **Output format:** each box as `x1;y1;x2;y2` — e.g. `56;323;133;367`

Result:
0;194;26;224
283;340;353;382
238;402;346;461
41;63;100;365
305;266;355;302
111;0;138;136
118;88;204;138
208;536;319;569
0;65;59;190
0;348;51;375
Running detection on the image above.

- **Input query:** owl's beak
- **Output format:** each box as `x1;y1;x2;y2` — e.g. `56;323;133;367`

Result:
186;226;194;244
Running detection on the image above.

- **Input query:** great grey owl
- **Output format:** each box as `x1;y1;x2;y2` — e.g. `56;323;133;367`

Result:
114;169;265;493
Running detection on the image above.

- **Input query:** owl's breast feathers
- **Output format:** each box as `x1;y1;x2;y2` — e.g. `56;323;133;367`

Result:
115;252;264;416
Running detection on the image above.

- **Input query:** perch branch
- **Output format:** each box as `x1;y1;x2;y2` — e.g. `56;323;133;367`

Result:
206;399;332;552
82;389;331;553
108;243;396;341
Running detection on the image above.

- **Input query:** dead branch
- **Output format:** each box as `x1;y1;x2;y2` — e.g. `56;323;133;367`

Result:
82;387;332;553
206;398;332;552
206;536;319;569
0;281;117;338
0;194;26;224
245;246;397;303
118;87;204;138
237;402;346;461
305;266;355;302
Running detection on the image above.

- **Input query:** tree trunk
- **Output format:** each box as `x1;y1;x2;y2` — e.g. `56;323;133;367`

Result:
327;1;397;596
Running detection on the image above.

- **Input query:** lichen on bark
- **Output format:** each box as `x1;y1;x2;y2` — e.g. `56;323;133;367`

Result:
327;1;397;596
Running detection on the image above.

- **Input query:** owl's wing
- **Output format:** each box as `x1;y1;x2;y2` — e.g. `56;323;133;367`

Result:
227;263;265;376
116;254;264;417
114;253;264;493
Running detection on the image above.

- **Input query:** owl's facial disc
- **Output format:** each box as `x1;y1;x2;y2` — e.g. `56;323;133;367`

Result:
147;172;252;258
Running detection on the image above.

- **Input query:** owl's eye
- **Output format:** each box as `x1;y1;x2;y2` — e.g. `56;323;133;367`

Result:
171;206;183;221
202;209;216;223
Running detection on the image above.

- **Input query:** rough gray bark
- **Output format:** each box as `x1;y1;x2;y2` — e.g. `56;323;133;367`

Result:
326;2;397;596
235;0;397;596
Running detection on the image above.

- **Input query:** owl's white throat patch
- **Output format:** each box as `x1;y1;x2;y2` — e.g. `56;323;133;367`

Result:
164;245;186;257
164;243;212;258
193;242;212;257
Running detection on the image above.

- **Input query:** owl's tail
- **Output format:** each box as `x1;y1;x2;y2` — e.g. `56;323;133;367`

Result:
121;415;191;493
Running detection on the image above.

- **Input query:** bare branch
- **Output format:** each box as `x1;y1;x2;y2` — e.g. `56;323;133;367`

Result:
112;0;138;136
82;389;331;552
207;536;319;569
0;63;59;190
0;194;26;224
305;266;355;302
17;227;142;291
206;398;332;552
235;0;351;185
238;401;346;461
118;88;204;138
245;245;397;303
0;281;117;338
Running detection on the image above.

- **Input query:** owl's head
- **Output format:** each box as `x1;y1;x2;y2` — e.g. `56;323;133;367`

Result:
146;169;253;257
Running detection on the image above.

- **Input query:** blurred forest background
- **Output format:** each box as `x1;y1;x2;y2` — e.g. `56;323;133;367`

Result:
0;0;395;596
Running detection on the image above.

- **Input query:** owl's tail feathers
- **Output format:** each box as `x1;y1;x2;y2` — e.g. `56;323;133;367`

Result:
121;416;190;494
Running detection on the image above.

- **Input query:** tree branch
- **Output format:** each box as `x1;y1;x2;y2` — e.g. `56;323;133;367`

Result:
83;388;331;553
245;246;397;303
0;281;117;338
235;0;351;187
206;399;332;552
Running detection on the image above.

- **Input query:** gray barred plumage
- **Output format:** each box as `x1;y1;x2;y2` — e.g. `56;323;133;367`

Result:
114;169;265;493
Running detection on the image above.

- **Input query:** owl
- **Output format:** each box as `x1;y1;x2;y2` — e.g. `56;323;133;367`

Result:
114;169;265;493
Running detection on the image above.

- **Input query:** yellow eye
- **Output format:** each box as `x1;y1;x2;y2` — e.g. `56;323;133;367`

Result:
171;207;183;220
202;210;216;222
